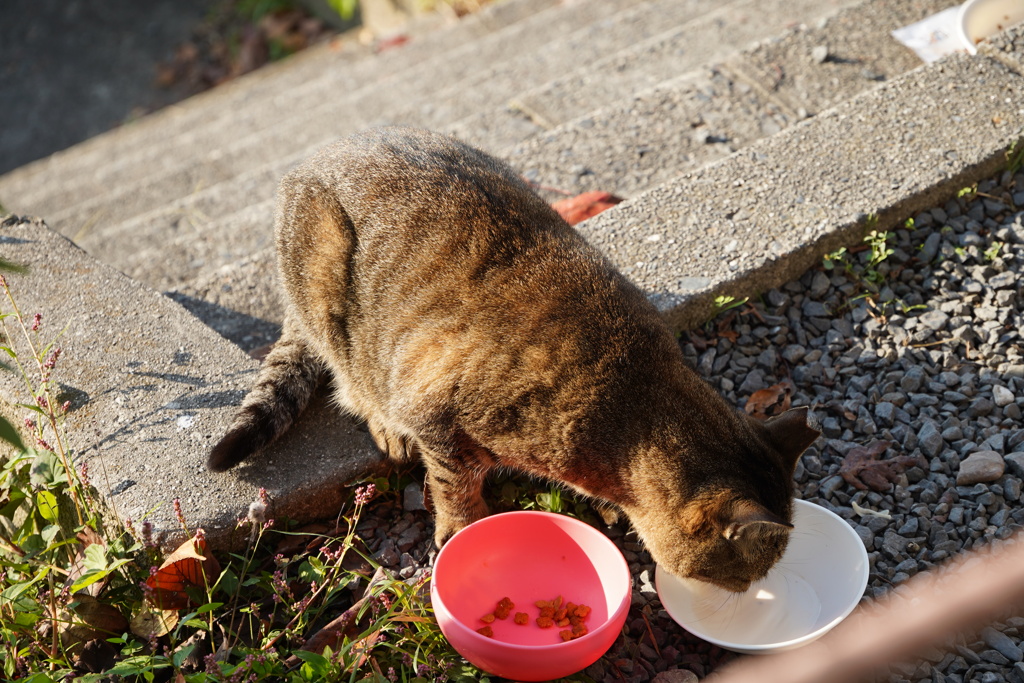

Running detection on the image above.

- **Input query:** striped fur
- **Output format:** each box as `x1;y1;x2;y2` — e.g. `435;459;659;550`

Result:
208;128;820;591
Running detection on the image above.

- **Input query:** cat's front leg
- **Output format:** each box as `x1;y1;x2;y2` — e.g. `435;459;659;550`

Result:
366;419;419;462
419;443;492;547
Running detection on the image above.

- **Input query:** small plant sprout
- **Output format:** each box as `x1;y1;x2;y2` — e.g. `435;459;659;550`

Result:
822;247;848;271
904;217;914;229
984;242;1003;262
958;184;977;199
713;295;749;313
1008;134;1024;175
865;230;894;269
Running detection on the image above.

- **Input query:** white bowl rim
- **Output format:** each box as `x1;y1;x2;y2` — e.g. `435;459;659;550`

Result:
655;498;870;653
955;0;1024;54
431;510;633;652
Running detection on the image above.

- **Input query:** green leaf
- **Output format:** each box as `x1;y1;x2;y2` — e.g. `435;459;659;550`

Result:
40;523;60;546
16;402;45;415
30;450;67;487
0;580;36;605
0;414;25;450
195;601;223;614
0;256;28;275
83;542;108;570
104;655;170;676
218;567;238;595
293;650;329;675
36;489;59;522
173;643;196;668
326;0;359;20
70;545;133;593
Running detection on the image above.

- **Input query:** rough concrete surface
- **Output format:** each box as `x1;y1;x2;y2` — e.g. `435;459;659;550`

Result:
0;217;382;549
2;0;631;226
727;0;955;117
507;0;856;136
574;51;1024;330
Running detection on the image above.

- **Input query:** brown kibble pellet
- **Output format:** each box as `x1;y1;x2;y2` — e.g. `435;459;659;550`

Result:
536;616;555;628
552;595;563;609
514;612;529;625
480;613;495;623
494;596;514;619
539;605;555;619
572;622;589;637
575;604;592;619
554;607;567;621
565;602;577;615
556;618;570;627
535;599;550;609
477;626;494;637
559;629;574;642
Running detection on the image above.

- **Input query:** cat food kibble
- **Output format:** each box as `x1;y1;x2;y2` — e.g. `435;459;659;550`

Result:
481;595;592;641
494;597;514;620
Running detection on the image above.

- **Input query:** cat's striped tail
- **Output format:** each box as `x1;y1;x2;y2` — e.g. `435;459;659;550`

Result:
207;316;323;472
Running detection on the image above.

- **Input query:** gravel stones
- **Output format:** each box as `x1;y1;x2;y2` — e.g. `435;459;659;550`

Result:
983;627;1024;663
671;168;1024;682
345;169;1024;683
994;385;1016;407
957;451;1006;485
652;670;699;683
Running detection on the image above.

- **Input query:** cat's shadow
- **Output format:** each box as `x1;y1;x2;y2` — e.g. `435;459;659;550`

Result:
166;291;281;354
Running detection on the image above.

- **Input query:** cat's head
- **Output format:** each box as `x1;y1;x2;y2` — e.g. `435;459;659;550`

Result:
626;407;820;593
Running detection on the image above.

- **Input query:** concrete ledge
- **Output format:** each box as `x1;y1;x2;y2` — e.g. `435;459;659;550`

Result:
979;22;1024;75
575;51;1024;329
0;216;382;549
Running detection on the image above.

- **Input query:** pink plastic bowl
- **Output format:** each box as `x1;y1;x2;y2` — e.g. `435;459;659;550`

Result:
431;511;631;681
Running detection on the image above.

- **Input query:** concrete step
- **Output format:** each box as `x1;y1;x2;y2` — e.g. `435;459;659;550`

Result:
64;0;860;281
106;0;946;304
504;0;955;201
2;18;1022;561
0;215;382;550
576;50;1024;329
448;0;857;150
2;0;631;228
41;0;697;239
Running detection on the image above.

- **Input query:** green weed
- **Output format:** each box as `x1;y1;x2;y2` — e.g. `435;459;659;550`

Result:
0;276;494;682
713;295;748;313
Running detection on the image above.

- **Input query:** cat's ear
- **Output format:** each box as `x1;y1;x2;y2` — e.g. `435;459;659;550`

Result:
718;499;792;550
762;406;821;473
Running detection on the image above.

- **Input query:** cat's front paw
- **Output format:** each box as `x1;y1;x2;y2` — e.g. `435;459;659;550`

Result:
432;507;488;548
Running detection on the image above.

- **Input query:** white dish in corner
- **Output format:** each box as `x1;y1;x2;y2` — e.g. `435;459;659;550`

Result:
957;0;1024;54
655;499;869;655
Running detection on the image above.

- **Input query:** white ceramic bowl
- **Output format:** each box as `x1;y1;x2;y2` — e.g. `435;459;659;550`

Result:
957;0;1024;54
656;499;869;654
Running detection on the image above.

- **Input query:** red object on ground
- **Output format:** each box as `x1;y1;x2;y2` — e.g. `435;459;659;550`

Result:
551;191;623;226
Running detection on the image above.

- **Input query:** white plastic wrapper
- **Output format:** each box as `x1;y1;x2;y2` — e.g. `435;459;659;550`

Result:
891;7;965;63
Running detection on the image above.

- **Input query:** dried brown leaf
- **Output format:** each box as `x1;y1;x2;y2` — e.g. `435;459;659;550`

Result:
839;440;925;492
744;383;793;420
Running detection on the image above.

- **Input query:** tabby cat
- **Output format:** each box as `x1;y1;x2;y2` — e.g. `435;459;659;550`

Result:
209;127;820;592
